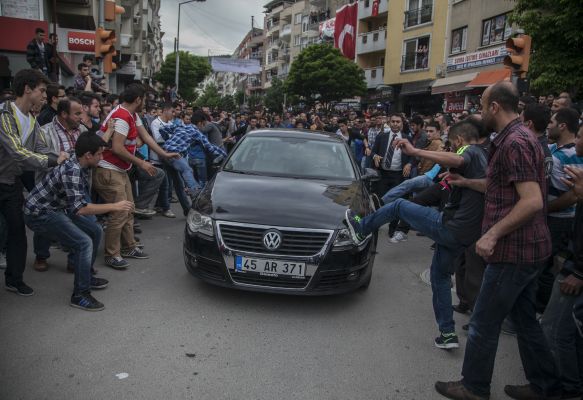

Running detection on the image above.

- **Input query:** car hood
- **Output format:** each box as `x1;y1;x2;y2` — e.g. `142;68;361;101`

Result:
196;171;370;229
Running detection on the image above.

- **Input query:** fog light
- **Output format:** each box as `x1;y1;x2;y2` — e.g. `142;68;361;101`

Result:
347;271;360;281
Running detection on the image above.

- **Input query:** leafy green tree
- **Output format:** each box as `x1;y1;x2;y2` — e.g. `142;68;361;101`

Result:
218;94;236;112
264;77;285;113
247;93;263;110
285;44;366;108
154;51;211;101
195;84;221;108
511;0;583;95
234;90;245;106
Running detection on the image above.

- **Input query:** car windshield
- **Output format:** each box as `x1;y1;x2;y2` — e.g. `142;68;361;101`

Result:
223;136;356;180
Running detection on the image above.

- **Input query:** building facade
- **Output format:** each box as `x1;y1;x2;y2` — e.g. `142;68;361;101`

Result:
431;0;515;113
0;0;163;92
383;0;447;115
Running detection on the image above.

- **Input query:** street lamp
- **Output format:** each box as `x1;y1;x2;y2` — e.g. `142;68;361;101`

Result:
175;0;205;94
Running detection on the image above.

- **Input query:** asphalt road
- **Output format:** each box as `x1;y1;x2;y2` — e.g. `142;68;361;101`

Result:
0;208;525;400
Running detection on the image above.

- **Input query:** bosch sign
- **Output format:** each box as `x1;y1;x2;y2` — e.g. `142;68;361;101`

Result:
67;31;95;52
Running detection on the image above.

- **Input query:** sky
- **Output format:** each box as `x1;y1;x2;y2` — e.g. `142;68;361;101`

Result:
159;0;266;57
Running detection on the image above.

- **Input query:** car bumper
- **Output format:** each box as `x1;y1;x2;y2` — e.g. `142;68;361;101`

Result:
183;228;376;295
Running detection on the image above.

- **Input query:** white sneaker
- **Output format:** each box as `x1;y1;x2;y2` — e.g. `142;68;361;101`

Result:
389;231;408;243
0;252;6;269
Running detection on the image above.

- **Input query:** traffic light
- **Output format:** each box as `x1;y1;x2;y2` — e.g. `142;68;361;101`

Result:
503;34;531;79
95;28;117;74
105;0;125;22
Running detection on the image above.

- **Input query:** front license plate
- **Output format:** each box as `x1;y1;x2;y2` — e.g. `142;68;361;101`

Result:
235;256;306;277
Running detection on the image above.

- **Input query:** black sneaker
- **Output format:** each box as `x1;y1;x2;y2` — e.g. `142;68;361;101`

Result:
5;281;34;296
434;332;459;349
121;247;149;259
370;193;383;211
70;292;104;311
104;256;130;269
344;209;365;244
90;277;109;290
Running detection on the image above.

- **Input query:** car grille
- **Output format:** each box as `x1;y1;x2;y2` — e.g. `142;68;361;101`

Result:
230;273;308;289
218;223;331;256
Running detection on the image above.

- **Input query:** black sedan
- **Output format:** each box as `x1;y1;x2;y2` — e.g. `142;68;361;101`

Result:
183;129;378;295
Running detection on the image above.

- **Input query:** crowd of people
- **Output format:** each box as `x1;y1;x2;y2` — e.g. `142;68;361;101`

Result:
1;61;583;399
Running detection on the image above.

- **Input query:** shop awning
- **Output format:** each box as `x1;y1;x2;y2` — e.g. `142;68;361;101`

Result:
431;72;478;95
400;79;435;96
466;68;511;87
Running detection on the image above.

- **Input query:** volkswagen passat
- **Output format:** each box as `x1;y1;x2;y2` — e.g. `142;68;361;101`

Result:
183;129;378;295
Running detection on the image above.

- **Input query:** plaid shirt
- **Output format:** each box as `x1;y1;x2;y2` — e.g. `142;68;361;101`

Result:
24;155;89;217
161;124;227;159
367;126;382;149
53;116;81;154
482;118;551;265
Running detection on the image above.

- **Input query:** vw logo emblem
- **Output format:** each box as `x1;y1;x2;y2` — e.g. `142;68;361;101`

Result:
263;230;282;250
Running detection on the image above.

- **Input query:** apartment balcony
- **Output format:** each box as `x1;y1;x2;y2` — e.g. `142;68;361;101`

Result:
358;0;388;20
404;5;432;29
267;20;281;33
364;66;385;89
356;28;387;55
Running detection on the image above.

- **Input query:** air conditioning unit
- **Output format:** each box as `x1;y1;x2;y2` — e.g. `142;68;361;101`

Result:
436;63;446;78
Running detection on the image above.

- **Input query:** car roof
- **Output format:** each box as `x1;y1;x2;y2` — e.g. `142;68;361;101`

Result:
246;128;343;142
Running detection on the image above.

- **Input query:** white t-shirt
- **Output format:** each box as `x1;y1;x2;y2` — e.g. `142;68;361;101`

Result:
149;117;172;164
13;103;33;145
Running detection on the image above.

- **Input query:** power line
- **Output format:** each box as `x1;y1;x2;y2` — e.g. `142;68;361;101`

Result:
189;3;256;30
182;8;235;53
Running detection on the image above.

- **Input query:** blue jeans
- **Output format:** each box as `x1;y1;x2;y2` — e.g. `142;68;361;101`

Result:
462;263;560;397
168;157;200;193
154;163;170;211
381;175;433;204
164;160;191;215
541;272;583;394
189;157;207;188
24;212;102;295
360;198;463;333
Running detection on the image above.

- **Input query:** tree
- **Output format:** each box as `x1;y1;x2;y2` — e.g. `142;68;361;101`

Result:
154;51;211;101
285;44;366;108
194;83;221;108
218;94;236;112
247;93;263;110
511;0;583;95
264;77;285;113
234;90;245;106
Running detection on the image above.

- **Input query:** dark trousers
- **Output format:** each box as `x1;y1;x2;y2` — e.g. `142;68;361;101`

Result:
0;182;27;285
455;243;486;310
375;170;403;235
462;263;560;397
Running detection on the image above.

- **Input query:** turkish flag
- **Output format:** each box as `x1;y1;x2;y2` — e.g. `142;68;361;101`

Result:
372;0;380;17
334;3;358;60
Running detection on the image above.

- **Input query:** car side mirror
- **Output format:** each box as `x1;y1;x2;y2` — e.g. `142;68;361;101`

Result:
361;168;380;182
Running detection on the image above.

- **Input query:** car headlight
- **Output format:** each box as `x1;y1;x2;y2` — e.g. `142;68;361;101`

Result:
333;228;357;247
186;210;214;237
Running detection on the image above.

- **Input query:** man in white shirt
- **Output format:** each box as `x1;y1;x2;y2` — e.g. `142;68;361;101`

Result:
149;103;176;218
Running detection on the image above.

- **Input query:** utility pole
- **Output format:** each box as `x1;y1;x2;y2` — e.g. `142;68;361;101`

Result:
175;0;206;94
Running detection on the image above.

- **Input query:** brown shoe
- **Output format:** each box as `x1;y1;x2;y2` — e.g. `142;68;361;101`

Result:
435;381;489;400
33;258;48;272
504;384;560;400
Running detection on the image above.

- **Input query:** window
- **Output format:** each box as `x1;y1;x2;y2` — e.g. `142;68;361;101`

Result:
402;36;430;71
481;13;512;46
450;26;467;54
302;15;309;33
294;13;302;25
404;0;433;29
294;35;301;46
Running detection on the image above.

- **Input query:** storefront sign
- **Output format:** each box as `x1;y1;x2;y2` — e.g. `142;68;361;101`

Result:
447;46;507;72
445;91;466;113
67;31;95;53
